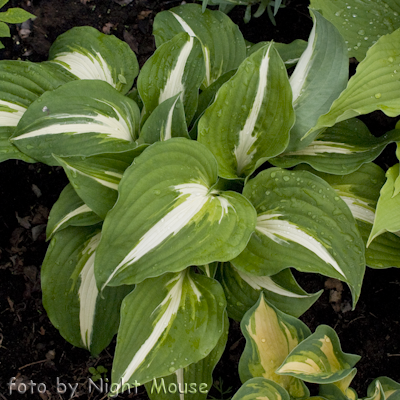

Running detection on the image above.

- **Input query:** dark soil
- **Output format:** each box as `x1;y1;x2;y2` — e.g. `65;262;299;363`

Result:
0;0;400;399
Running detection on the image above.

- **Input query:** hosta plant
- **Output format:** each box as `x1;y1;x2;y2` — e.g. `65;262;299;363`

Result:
2;2;400;399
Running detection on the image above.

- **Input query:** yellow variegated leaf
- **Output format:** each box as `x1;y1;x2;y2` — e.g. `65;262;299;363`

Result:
239;293;311;398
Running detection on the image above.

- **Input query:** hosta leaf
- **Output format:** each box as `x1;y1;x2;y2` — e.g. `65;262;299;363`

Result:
310;0;400;61
41;226;133;356
365;380;387;400
310;28;400;137
190;70;236;140
273;119;400;175
145;312;228;400
153;3;246;88
139;94;189;144
276;325;360;384
0;60;74;163
287;10;348;152
232;168;365;304
368;377;400;399
318;382;354;400
295;163;400;269
48;26;138;94
369;164;400;245
110;269;226;395
248;40;308;68
11;80;140;165
54;146;146;219
95;138;256;288
138;32;205;126
46;183;102;240
231;377;290;400
239;294;311;398
217;263;322;320
198;42;295;179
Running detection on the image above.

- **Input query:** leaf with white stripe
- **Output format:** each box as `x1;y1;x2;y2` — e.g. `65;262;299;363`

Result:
139;94;189;144
95;138;256;288
248;40;307;68
153;3;246;88
369;164;400;246
110;269;226;395
41;226;133;356
138;32;205;126
295;163;400;269
217;263;322;321
273;119;400;175
11;80;141;166
54;146;146;219
309;28;400;138
198;42;295;179
46;183;102;240
145;311;229;400
232;168;365;305
286;10;348;152
231;377;290;400
239;294;311;398
48;26;139;94
0;60;74;162
276;325;360;384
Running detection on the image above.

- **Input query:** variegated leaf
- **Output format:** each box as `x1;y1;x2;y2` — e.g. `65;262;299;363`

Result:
46;183;102;240
295;163;400;269
138;32;205;126
365;380;387;400
368;164;400;245
276;325;360;384
231;377;290;400
310;0;400;61
145;312;229;400
153;3;246;88
11;80;141;165
273;119;400;175
232;168;365;305
309;28;400;138
41;226;133;356
239;294;311;398
48;26;139;94
217;263;322;321
95;138;256;288
54;146;146;219
247;40;307;68
0;60;74;162
368;377;400;400
110;269;226;395
139;94;189;144
318;382;355;400
286;10;348;152
198;42;295;179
